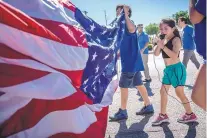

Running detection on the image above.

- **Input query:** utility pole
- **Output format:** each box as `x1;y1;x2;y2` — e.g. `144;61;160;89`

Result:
104;10;107;25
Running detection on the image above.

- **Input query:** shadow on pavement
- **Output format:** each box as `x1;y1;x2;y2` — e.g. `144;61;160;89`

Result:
151;121;199;138
184;122;199;138
114;114;153;138
160;122;174;138
137;82;154;102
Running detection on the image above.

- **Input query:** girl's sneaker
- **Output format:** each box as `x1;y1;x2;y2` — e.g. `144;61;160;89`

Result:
152;113;169;126
177;113;197;123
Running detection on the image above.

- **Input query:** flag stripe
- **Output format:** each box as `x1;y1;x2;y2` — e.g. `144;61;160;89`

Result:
0;24;89;70
33;17;88;48
0;56;84;89
0;2;87;48
0;43;32;59
50;107;109;138
0;63;50;87
62;1;76;13
0;71;77;100
0;89;93;137
2;0;77;27
7;105;96;138
0;97;32;125
0;2;61;42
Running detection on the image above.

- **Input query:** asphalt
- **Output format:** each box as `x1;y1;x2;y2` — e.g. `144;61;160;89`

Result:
105;51;206;138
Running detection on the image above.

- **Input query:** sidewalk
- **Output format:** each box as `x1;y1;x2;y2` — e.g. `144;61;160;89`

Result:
105;51;206;138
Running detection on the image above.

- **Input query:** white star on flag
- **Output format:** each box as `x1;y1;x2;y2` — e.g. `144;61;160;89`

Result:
92;52;97;61
83;79;89;85
90;23;95;32
83;86;87;92
92;80;96;86
90;93;95;99
94;75;99;80
95;65;99;73
93;86;96;91
103;54;109;60
96;37;101;43
101;30;107;35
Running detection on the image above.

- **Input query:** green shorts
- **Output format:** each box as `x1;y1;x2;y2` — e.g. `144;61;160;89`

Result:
162;62;186;88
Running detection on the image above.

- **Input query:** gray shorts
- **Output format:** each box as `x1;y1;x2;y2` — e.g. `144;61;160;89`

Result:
119;72;143;88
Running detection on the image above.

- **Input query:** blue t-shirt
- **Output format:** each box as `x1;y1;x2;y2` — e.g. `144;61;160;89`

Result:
120;26;144;73
195;0;206;60
182;25;196;50
138;32;149;54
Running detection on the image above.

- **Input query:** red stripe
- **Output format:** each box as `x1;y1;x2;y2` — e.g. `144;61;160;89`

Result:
0;63;50;87
0;2;61;42
0;89;93;137
0;43;84;87
33;18;88;48
57;69;83;88
0;2;87;48
0;61;83;89
0;43;32;59
50;107;108;138
62;1;76;12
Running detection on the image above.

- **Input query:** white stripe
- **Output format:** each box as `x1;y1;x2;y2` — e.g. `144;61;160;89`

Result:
0;96;31;125
0;72;76;100
0;23;89;70
0;57;61;74
3;0;79;26
8;105;97;138
0;57;75;76
0;57;77;100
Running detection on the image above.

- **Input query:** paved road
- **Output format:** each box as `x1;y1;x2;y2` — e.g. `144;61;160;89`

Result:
105;51;206;138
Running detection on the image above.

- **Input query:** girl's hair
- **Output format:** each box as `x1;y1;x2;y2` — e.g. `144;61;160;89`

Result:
160;18;181;39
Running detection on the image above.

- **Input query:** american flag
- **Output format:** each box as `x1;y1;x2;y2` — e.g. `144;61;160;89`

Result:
0;0;125;138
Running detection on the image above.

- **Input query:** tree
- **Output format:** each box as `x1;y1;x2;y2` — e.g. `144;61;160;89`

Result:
172;10;191;24
145;23;159;35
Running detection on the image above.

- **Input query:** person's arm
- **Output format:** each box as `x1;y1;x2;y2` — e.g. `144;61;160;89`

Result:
153;37;161;56
154;45;162;56
123;5;136;33
188;26;194;37
160;37;181;59
189;0;206;24
141;35;149;53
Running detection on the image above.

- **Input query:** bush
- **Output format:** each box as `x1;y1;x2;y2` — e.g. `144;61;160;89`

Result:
148;44;153;51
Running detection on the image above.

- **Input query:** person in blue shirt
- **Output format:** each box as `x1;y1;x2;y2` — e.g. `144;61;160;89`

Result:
109;5;154;121
178;17;200;69
189;0;206;111
137;24;152;82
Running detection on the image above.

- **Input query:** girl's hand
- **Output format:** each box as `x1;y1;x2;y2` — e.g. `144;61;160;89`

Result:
157;39;165;49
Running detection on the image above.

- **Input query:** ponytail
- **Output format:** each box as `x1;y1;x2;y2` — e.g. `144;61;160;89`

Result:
173;28;181;39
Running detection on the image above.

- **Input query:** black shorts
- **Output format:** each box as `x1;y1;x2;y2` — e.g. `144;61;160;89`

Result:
119;72;143;88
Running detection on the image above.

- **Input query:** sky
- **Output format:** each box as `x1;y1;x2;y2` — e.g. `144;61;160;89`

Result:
71;0;189;27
